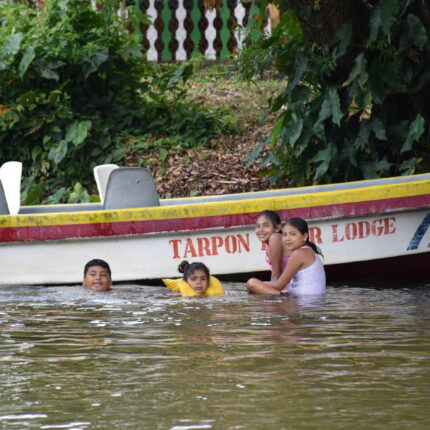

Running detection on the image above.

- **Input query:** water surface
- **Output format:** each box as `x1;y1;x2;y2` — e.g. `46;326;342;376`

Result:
1;282;429;429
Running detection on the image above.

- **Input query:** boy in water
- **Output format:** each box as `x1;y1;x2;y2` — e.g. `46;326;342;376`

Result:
83;259;112;292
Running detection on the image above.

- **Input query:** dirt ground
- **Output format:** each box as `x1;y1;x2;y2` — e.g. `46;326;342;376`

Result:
143;126;273;199
126;70;283;198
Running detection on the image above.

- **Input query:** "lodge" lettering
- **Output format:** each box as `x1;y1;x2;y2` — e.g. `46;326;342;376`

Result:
332;217;396;242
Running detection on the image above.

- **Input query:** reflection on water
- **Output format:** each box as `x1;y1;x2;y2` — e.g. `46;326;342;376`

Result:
0;282;429;430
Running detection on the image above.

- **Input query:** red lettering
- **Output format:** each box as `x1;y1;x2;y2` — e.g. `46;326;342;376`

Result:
237;234;251;252
225;235;238;254
211;236;223;256
184;238;197;258
330;217;397;244
169;239;182;259
309;226;322;244
357;221;370;239
372;219;385;236
197;237;212;257
384;217;396;234
345;222;358;240
332;224;344;242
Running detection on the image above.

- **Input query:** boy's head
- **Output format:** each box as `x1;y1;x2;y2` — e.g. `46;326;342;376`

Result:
83;259;112;292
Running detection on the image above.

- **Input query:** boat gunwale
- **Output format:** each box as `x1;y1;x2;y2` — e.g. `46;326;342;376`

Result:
1;176;428;227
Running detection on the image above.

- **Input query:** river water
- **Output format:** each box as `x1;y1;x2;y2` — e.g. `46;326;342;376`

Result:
0;282;429;430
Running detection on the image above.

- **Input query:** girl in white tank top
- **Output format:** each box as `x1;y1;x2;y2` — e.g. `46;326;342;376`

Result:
246;217;326;296
288;246;325;295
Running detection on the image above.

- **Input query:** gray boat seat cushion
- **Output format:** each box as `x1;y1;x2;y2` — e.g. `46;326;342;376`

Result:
103;167;160;210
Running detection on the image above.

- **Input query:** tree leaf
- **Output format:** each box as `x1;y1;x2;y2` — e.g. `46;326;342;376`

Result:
245;137;267;168
317;88;343;127
399;157;420;175
44;187;67;204
401;114;425;153
68;182;90;204
286;53;308;94
343;53;368;88
48;140;68;164
271;111;289;144
65;120;91;146
368;0;400;45
330;22;352;59
288;115;303;147
83;48;109;78
399;14;427;51
2;32;24;57
18;46;35;79
311;143;336;180
371;118;387;140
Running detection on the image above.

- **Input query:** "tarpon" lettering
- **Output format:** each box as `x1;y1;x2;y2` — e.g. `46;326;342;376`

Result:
169;234;251;259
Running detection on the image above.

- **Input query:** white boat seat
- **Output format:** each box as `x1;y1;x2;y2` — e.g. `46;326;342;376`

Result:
0;161;22;215
0;181;9;214
93;163;119;204
103;167;160;210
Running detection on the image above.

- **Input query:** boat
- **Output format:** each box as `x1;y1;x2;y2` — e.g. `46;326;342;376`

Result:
0;163;429;286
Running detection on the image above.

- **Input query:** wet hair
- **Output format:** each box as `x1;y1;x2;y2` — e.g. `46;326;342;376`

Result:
178;260;210;281
256;210;281;228
84;259;111;277
283;217;323;257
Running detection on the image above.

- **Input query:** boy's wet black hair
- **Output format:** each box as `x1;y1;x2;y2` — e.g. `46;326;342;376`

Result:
178;260;210;281
84;259;111;277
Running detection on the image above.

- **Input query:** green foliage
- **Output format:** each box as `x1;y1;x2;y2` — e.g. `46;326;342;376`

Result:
239;0;430;185
0;0;222;203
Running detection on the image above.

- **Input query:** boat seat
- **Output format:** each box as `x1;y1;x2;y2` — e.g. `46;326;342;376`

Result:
93;163;119;204
0;161;22;215
0;181;9;215
103;167;160;210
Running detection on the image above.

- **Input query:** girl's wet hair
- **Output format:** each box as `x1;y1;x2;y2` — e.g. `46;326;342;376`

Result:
178;260;210;280
256;210;281;227
84;259;111;276
283;217;323;257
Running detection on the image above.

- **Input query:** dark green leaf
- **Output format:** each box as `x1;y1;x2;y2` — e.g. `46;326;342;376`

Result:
18;46;35;79
317;88;343;127
399;157;422;175
2;32;23;57
65;120;91;146
68;182;90;204
399;14;427;51
368;0;400;45
286;53;308;94
371;118;387;140
343;53;368;88
48;140;68;164
401;114;425;153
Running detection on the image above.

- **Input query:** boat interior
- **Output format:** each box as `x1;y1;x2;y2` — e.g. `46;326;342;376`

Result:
1;161;429;216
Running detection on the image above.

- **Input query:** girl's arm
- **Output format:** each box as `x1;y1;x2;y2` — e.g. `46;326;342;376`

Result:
267;250;304;290
268;233;283;281
247;250;304;295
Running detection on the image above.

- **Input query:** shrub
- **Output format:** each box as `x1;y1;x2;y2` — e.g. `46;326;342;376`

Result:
239;0;430;186
0;0;221;203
